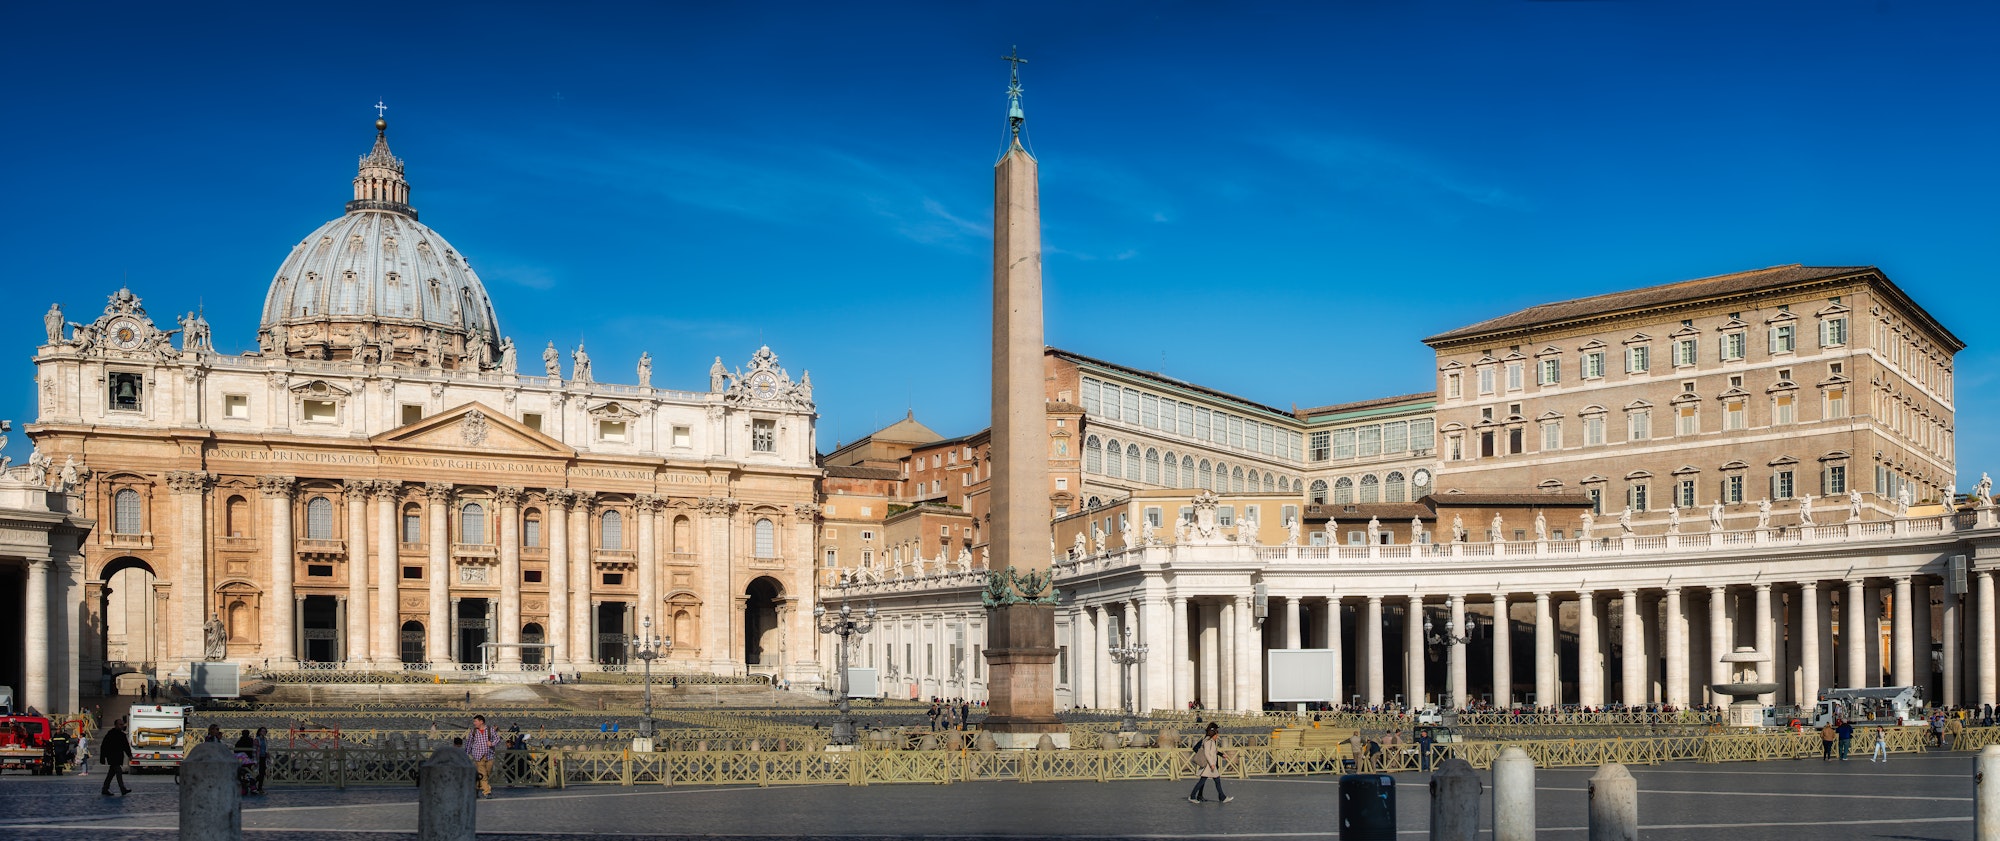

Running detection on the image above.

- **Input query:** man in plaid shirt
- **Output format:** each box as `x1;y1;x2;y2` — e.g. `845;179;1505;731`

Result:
465;715;498;798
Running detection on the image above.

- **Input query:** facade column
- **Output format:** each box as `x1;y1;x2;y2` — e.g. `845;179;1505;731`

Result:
1198;600;1219;709
373;482;399;667
1799;582;1821;707
1944;579;1962;707
1578;591;1600;707
1405;595;1425;707
1663;587;1686;708
1914;577;1934;700
1847;579;1868;689
635;495;660;637
1865;582;1884;686
1171;596;1190;711
425;482;453;665
1076;605;1096;708
1491;593;1511;709
258;476;297;664
546;491;572;668
342;482;369;664
1980;570;1997;706
1327;597;1345;707
1620;590;1643;706
1447;594;1466;709
1219;599;1236;710
1753;583;1774;704
697;496;735;673
1364;595;1384;706
1234;594;1260;712
1143;596;1171;713
1708;586;1729;705
165;471;213;665
496;487;523;667
24;558;50;713
1817;584;1837;693
1533;593;1555;707
570;493;596;667
1893;576;1915;688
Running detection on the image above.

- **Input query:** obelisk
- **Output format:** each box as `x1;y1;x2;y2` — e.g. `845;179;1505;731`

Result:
980;49;1065;748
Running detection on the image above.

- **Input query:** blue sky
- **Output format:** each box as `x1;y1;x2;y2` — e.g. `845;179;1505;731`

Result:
2;2;1995;480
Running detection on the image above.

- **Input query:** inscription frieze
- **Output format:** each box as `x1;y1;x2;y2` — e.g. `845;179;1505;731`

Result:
209;448;564;475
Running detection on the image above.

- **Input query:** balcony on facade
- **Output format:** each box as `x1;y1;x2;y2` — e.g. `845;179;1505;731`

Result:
295;538;345;561
104;532;153;550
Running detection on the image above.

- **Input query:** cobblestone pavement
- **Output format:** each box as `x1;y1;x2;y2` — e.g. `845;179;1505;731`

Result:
0;751;1977;840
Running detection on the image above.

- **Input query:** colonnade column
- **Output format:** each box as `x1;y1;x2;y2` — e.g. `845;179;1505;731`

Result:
1234;594;1260;712
1847;579;1868;688
1491;593;1511;709
1405;596;1424;707
259;476;297;664
1533;593;1554;707
1892;576;1914;688
1914;578;1934;698
1077;605;1097;708
1663;587;1686;708
1620;590;1642;706
1171;596;1190;710
1707;586;1728;705
1327;597;1344;707
1577;591;1599;707
1979;570;1996;706
546;491;572;668
1284;598;1302;650
1447;594;1466;709
24;558;49;713
372;482;399;668
1143;596;1171;713
496;488;523;667
1199;601;1219;709
1943;580;1960;706
1364;596;1384;706
424;482;452;665
1754;583;1774;704
343;482;370;664
570;493;595;666
1799;582;1820;706
1218;600;1236;710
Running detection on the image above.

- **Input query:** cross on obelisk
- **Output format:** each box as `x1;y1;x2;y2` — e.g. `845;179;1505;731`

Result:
1002;48;1027;136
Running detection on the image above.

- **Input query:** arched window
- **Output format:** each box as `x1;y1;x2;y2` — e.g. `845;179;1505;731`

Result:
1333;477;1355;504
1161;451;1177;487
1183;456;1196;488
1247;470;1260;490
1125;444;1141;481
1263;474;1275;492
1231;466;1245;493
304;496;333;540
1384;472;1407;503
462;502;487;545
402;504;422;543
1085;436;1103;474
754;518;776;557
1198;460;1213;490
224;495;249;538
1309;480;1329;504
1145;448;1160;484
522;509;542;548
1105;440;1123;478
600;509;624;550
113;489;142;535
1359;474;1380;503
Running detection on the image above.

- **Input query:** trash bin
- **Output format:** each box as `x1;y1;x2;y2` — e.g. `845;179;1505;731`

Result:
1339;773;1395;841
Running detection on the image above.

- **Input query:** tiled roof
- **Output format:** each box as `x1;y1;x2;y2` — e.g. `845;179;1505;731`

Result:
1423;265;1874;345
822;465;901;480
1307;502;1433;521
1424;492;1598;507
1297;392;1434;420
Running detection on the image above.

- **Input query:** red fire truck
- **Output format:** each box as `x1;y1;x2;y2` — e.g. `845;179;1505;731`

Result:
0;715;54;773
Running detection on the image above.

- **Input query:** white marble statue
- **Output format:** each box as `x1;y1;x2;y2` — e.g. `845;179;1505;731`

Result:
1947;482;1958;507
1534;511;1547;541
27;448;51;485
1284;517;1300;547
1977;473;1994;509
1239;510;1260;545
1072;532;1087;559
58;456;81;492
572;343;592;383
1897;485;1913;515
499;337;517;374
1709;500;1725;531
1092;523;1106;555
1450;515;1466;543
1756;498;1772;529
1142;517;1159;546
1798;493;1815;526
1667;506;1680;533
543;341;561;378
1579;511;1595;541
1411;517;1425;544
1120;521;1137;549
1848;489;1865;522
1618;505;1634;534
1366;516;1381;545
710;357;728;392
637;352;652;388
43;304;63;345
1491;513;1505;542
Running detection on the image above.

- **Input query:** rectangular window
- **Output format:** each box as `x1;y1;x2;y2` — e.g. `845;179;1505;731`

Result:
1541;422;1561;451
1631;484;1649;512
1081;378;1099;415
1260;424;1275;455
1411;419;1434;452
302;399;336;423
1677;405;1698;436
1280;504;1297;526
1674;339;1697;367
1825;465;1847;495
1774;470;1795;500
401;404;424;425
751;419;776;452
1506;363;1523;391
107;371;143;411
1217;506;1234;527
1539;358;1560;385
1358;426;1382;457
1478;367;1496;394
224;394;250;419
1629;410;1651;441
1587;488;1602;514
1480;430;1495;458
1771;324;1795;354
1448;435;1463;461
524;569;543;583
1820;317;1848;347
598;420;628;442
402;512;422;543
1123;389;1139;424
1721;332;1746;361
602;572;624;586
1446;372;1463;399
523;517;541;548
1724;401;1746;431
1145;506;1163;528
1309;431;1331;462
1227;416;1243;448
1195;408;1210;441
1508;427;1524;454
1677;479;1696;509
1826;388;1846;418
521;412;542;432
1725;474;1744;504
1332;429;1356;459
1383;421;1408;453
403;565;423;580
672;425;691;447
1581;352;1605;379
1141;394;1159;429
1054;477;1067;490
1584;416;1606;446
1177;403;1194;437
1626;346;1650;374
1774;394;1795;425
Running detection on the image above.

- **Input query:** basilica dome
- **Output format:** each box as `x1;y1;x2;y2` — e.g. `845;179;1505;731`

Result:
258;119;501;369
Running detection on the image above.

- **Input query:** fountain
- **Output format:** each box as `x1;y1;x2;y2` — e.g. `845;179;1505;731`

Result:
1710;645;1780;727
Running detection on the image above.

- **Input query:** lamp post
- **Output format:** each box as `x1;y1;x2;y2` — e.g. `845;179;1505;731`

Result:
1424;615;1472;648
633;615;671;740
814;596;877;746
1108;626;1149;733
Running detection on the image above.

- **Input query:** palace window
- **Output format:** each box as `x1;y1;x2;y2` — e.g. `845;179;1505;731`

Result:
1581;351;1605;380
1127;444;1142;481
1629;410;1651;441
1506;362;1523;392
751;419;776;452
1629;483;1649;512
1724;474;1745;504
1084;436;1102;473
1358;474;1379;503
1626;346;1650;374
1309;480;1328;504
1677;405;1699;436
224;394;249;419
402;505;422;543
462;503;486;545
1145;449;1160;484
402;404;424;425
1770;324;1795;354
1333;429;1356;459
521;412;542;432
1674;338;1697;367
1162;453;1179;486
1677;479;1697;509
523;511;542;548
1584;416;1606;446
1773;470;1796;500
1820;317;1848;347
600;510;623;550
1774;394;1795;425
1412;419;1434;452
1825;388;1846;419
302;399;336;423
1541;421;1561;451
1445;372;1462;399
1384;472;1406;503
1538;358;1560;386
1333;477;1354;504
113;489;142;535
672;426;691;448
305;496;333;540
754;518;776;557
1721;331;1746;361
1105;440;1123;477
1724;400;1746;431
598;420;627;443
1478;366;1495;395
1824;464;1847;495
1384;421;1408;454
1359;426;1382;457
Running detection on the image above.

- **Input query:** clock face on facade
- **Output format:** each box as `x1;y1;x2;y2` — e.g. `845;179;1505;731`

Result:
749;372;779;399
1413;468;1433;487
109;318;142;350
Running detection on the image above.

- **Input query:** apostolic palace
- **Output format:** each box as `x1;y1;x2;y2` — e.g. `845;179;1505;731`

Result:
3;110;1997;726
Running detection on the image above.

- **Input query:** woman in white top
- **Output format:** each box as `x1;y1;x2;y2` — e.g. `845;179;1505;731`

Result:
1870;727;1888;762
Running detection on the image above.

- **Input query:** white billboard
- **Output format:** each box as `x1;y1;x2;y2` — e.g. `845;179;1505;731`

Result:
1266;649;1338;703
845;667;879;698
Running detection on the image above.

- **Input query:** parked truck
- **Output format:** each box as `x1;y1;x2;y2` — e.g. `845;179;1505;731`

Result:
1810;686;1928;728
128;705;192;771
0;714;53;773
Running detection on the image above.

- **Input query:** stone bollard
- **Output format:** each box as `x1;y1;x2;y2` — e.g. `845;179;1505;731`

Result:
1099;732;1121;750
418;747;477;841
1492;747;1536;841
1428;758;1479;841
1978;744;2000;840
1157;728;1180;750
918;733;940;751
1587;763;1638;841
1035;734;1056;751
975;731;998;752
179;741;242;841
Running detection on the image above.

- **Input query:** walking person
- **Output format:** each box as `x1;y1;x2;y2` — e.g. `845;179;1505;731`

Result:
99;718;131;796
1187;722;1232;803
465;714;498;798
1871;726;1888;763
75;730;89;776
254;727;270;792
1819;720;1837;761
1836;718;1854;760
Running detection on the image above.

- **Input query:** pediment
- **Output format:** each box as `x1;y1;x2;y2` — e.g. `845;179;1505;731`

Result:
1535;345;1564;358
1671;464;1703;475
1764;310;1798;324
1622;333;1652;345
290;379;353;397
587;400;641;420
1439;360;1466;371
373;401;574;455
1815;302;1852;317
1715;317;1750;330
1669;324;1701;338
1624;399;1653;410
1577;339;1607;351
1500;350;1527;361
1768;455;1799;467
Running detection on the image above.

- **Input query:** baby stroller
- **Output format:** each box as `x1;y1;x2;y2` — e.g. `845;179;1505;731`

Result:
234;752;262;796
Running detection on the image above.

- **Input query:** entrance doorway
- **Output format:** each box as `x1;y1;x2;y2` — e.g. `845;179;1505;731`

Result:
457;599;490;665
400;620;426;664
744;577;782;668
596;602;628;664
99;557;159;677
301;595;340;663
522;623;545;667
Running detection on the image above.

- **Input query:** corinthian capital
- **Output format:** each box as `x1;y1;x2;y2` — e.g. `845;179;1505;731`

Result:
342;480;371;501
698;496;737;516
547;488;579;509
165;471;214;495
496;486;524;506
425;481;454;503
793;501;821;522
634;493;666;512
255;475;296;499
372;479;405;498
